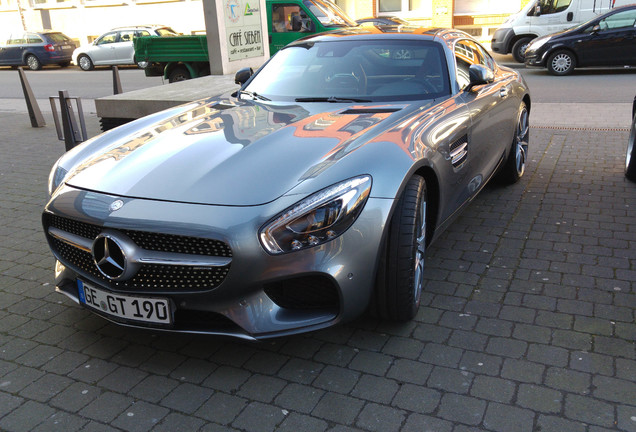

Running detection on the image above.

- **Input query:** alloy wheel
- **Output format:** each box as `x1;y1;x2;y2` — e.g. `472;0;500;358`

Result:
515;106;529;177
551;53;572;74
412;193;426;306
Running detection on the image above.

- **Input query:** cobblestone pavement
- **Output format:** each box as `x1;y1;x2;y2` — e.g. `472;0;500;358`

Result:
0;109;634;432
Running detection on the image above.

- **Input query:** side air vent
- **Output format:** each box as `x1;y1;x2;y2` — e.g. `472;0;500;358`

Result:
449;135;468;167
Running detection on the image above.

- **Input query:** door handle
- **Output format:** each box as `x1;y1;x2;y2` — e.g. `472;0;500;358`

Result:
499;87;509;98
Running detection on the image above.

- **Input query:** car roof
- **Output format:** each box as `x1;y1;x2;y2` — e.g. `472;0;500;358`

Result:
288;26;473;47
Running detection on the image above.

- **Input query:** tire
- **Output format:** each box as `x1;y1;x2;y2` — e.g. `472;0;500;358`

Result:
78;55;94;71
626;113;636;182
512;37;533;63
25;54;42;71
547;50;576;76
169;66;190;83
497;102;530;185
373;175;427;321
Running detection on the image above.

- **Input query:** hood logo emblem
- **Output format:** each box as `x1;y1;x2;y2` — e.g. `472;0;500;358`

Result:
92;234;127;280
109;200;124;212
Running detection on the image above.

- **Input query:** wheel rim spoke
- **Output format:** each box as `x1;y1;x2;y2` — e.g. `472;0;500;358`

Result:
413;199;426;303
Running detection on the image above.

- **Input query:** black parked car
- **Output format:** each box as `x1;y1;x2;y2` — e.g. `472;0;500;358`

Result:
524;4;636;75
627;96;636;182
0;30;76;70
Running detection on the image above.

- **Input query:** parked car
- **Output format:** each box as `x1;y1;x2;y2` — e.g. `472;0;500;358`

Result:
626;96;636;182
356;16;409;26
524;4;636;75
0;30;76;70
43;27;530;339
72;25;177;71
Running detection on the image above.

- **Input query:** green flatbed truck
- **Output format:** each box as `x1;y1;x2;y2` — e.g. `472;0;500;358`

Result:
134;0;356;82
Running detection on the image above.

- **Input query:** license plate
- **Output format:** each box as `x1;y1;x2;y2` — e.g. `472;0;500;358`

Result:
62;45;71;49
78;280;172;325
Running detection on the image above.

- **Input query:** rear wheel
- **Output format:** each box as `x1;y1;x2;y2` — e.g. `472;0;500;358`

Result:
626;113;636;182
78;55;94;71
169;66;190;83
373;175;427;321
512;37;532;63
25;54;42;71
547;50;575;76
497;102;529;184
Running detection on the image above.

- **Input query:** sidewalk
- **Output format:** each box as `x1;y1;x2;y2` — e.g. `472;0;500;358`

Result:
0;100;634;432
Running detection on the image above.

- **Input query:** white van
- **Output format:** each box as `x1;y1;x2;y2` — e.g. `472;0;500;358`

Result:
491;0;633;62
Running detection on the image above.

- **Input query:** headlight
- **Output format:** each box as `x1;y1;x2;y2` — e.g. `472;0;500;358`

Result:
259;175;372;254
47;159;68;197
527;37;550;52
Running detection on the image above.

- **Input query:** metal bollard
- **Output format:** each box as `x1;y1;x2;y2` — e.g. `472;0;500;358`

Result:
112;66;123;95
49;90;88;151
17;67;46;128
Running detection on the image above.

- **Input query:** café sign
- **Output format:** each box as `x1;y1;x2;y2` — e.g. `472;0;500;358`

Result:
225;0;264;61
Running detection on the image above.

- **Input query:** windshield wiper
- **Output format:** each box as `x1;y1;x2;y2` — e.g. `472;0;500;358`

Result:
295;96;371;103
238;90;271;101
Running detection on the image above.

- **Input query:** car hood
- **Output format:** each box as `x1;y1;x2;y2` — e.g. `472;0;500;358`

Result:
65;98;416;206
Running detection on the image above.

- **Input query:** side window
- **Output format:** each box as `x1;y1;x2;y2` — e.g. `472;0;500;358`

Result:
454;40;474;90
455;39;492;90
136;30;151;37
533;0;572;15
97;32;118;45
271;4;313;32
598;10;636;30
8;33;26;45
26;33;43;44
119;30;135;42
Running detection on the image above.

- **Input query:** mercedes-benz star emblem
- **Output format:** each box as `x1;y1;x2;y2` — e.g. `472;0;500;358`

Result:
92;234;127;280
109;200;124;212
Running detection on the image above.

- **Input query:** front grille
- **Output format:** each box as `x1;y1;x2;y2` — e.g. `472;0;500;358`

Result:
264;276;339;310
45;214;232;293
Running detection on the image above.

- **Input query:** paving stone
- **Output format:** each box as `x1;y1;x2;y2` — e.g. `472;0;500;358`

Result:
392;383;441;414
470;375;515;403
129;375;179;403
420;343;463;368
565;394;615;428
536;414;586;432
111;401;169;432
18;373;73;402
313;365;360;394
551;330;592;350
483;402;535;432
232;401;285;432
351;375;399;404
196;393;249;425
458;351;502;376
0;400;56;432
401;413;453;432
592;375;636;404
500;359;544;384
475;318;513;337
349;350;393;376
152;413;206;432
593;335;635;359
516;384;562;413
437;393;486;425
570;351;614;376
526;343;569;367
616;405;636;432
486;337;528;359
427;366;473;394
277;413;328;432
386;359;432;385
544;367;590;394
79;391;133;423
312;393;364;425
160;383;213;414
275;383;324;414
356;403;406;432
237;374;286;403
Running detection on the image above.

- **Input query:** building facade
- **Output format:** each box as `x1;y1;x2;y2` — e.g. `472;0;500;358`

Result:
0;0;528;47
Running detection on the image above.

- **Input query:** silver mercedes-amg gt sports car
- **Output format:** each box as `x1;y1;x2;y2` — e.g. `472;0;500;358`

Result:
43;27;530;339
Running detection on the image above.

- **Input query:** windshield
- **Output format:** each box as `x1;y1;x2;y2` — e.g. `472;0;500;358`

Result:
303;0;357;27
46;32;72;43
244;39;450;102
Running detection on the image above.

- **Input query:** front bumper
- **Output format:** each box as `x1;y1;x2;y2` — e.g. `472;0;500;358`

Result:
491;27;515;54
43;185;393;339
523;49;547;67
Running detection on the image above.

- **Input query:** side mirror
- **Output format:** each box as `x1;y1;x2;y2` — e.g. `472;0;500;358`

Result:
234;67;254;85
464;64;494;92
591;24;601;33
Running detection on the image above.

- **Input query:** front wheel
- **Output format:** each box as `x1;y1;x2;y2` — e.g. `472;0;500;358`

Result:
626;113;636;182
373;175;427;321
497;102;529;185
78;55;94;71
25;54;42;71
512;37;533;63
547;50;576;76
169;66;191;83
